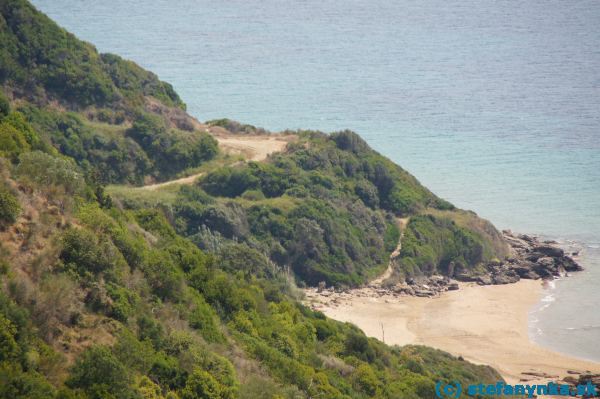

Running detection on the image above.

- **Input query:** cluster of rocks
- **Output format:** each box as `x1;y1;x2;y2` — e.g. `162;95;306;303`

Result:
389;231;584;297
392;275;459;297
562;371;600;396
500;231;583;280
308;231;584;301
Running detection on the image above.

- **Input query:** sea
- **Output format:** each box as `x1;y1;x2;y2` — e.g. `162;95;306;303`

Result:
32;0;600;363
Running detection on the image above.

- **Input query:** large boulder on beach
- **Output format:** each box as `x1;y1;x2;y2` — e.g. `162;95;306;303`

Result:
492;272;520;285
477;275;493;285
511;264;540;279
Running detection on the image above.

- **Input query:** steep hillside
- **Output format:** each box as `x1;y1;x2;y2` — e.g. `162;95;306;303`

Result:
0;0;182;110
0;1;510;398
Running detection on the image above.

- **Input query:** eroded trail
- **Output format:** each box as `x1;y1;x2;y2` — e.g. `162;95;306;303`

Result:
304;216;409;309
140;133;294;191
369;217;409;287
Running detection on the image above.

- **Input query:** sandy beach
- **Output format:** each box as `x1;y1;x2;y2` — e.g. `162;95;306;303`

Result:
305;279;600;384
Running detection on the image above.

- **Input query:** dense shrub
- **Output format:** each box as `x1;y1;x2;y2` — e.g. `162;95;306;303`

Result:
66;346;134;399
16;151;85;195
0;185;20;227
59;227;124;279
0;0;184;110
126;113;218;178
0;90;9;117
398;214;491;279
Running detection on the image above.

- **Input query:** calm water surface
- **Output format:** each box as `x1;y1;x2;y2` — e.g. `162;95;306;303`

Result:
32;0;600;362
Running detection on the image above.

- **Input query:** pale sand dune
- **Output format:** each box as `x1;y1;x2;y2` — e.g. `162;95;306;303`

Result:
306;280;600;383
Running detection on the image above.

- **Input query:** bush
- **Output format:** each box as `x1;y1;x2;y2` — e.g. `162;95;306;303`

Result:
59;228;124;278
0;119;30;162
16;151;85;196
0;185;20;227
0;90;9;117
66;346;133;399
181;368;223;399
126;113;218;177
398;214;490;279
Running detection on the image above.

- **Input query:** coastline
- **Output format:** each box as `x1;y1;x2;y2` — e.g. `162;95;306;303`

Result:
304;279;600;384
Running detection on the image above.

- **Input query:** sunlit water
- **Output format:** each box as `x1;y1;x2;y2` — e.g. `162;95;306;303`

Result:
32;0;600;362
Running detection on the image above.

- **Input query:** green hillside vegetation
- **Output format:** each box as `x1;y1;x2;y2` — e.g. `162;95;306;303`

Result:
113;130;505;288
1;0;218;186
0;1;511;398
0;116;502;398
0;0;183;110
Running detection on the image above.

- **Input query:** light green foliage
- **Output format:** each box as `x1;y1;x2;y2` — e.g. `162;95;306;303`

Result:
59;227;125;279
0;184;20;227
181;369;223;399
0;118;29;161
0;3;512;399
398;214;497;278
0;314;18;362
16;151;85;195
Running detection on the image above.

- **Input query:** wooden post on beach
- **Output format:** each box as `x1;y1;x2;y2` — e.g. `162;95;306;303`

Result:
381;322;385;343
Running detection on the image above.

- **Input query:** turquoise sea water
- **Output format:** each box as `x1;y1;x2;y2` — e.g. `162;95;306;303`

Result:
32;0;600;362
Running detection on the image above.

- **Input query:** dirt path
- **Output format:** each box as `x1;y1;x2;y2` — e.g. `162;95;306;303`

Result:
369;217;409;286
142;173;205;191
141;133;294;191
215;135;292;162
305;217;408;309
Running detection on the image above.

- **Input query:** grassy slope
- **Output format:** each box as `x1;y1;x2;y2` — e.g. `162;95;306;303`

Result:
1;1;508;398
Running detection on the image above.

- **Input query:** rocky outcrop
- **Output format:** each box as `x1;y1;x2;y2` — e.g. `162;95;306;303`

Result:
560;372;600;397
394;230;584;296
503;231;583;280
308;231;585;301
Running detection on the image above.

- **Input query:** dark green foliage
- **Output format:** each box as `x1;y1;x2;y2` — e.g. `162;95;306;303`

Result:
19;106;217;184
0;5;512;399
0;90;9;117
126;113;218;178
19;106;152;184
0;0;184;110
66;346;134;399
187;129;460;286
100;53;184;109
59;227;124;279
206;118;268;135
398;214;492;279
0;184;20;227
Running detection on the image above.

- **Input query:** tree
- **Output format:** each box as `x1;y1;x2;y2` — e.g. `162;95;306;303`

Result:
0;90;9;117
66;346;133;399
0;185;20;228
181;369;222;399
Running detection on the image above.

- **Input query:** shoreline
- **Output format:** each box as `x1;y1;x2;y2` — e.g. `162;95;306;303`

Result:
304;279;600;384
